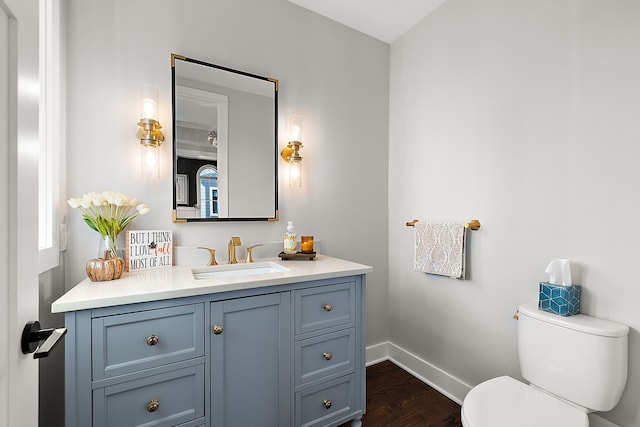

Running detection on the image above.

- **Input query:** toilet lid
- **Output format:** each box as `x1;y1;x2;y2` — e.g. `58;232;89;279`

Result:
461;376;589;427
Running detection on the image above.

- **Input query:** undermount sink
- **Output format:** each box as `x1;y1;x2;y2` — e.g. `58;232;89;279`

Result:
192;261;289;280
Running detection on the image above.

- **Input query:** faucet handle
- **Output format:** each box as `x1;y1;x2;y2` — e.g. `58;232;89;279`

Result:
198;247;218;266
246;244;263;263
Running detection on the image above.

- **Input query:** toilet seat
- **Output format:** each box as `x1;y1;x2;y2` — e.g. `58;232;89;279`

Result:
461;376;589;427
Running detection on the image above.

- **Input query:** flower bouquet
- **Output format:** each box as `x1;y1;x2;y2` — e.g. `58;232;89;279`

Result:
68;191;150;281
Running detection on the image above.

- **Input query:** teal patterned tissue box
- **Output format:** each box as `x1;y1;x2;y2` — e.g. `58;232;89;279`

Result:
539;282;581;316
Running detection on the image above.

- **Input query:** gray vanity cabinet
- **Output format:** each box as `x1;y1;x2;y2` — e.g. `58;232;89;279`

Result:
64;275;365;427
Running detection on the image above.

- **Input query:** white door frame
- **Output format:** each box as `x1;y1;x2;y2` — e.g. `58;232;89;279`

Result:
1;3;10;424
1;0;41;426
175;86;229;218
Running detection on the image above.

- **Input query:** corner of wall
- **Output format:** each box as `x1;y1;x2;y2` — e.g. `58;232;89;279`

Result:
366;341;471;405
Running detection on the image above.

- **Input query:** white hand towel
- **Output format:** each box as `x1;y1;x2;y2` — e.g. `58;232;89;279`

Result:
414;222;467;279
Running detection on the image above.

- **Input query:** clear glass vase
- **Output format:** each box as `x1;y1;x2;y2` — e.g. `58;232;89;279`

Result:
88;234;125;282
98;235;120;259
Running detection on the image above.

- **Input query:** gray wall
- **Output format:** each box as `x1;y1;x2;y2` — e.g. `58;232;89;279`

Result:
63;0;389;355
388;1;640;426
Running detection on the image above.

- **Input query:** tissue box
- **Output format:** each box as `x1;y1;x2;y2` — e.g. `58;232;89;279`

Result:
538;282;581;316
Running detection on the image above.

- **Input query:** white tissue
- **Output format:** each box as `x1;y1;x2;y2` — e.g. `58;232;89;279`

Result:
545;259;572;286
547;259;572;285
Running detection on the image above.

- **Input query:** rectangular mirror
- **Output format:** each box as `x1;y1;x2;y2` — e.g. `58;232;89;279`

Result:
172;54;278;221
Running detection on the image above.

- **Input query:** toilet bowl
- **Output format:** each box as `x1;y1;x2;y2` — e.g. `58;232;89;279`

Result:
461;376;588;427
460;302;629;427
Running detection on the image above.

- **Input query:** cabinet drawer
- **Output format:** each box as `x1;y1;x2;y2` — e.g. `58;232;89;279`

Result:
92;304;205;379
296;374;355;427
295;282;355;335
295;329;355;386
93;365;205;427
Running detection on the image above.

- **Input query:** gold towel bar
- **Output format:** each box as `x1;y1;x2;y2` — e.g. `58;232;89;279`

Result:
406;219;481;230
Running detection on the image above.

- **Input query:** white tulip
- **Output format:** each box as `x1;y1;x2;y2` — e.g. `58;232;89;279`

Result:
136;204;150;215
69;191;148;242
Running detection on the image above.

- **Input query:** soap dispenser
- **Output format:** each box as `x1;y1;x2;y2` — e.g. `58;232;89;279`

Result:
284;221;297;254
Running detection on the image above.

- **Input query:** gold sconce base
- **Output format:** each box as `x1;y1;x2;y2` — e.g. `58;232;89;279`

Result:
281;145;293;161
281;140;302;162
137;118;165;147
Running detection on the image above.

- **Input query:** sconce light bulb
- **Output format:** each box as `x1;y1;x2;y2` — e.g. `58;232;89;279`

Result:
141;144;160;179
291;125;301;142
288;115;302;142
145;149;157;167
140;85;159;120
142;98;157;120
289;160;302;188
290;161;300;177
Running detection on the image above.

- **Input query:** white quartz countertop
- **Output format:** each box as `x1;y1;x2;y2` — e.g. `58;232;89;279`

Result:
51;255;373;313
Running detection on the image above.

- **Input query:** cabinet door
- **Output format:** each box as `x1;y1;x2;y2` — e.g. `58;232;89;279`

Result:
210;293;291;427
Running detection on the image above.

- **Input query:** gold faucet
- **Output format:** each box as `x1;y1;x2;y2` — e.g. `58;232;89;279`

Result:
228;237;241;264
198;247;218;266
245;244;263;263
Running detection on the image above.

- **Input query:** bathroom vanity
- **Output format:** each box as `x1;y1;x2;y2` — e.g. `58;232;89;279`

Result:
52;255;372;427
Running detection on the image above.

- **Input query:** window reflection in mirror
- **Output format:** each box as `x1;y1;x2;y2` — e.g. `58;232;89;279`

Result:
172;54;278;221
198;165;218;218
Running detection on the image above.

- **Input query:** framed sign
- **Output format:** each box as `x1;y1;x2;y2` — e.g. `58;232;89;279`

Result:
125;230;173;272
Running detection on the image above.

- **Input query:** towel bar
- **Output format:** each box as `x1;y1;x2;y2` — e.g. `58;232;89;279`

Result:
406;219;481;230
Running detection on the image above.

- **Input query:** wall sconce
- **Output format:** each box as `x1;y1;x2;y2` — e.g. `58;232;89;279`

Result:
137;85;164;178
281;115;303;188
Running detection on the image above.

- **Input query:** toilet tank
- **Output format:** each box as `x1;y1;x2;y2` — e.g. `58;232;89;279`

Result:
518;302;629;412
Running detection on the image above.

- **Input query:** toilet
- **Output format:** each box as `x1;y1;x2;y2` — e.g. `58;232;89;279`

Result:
461;302;629;427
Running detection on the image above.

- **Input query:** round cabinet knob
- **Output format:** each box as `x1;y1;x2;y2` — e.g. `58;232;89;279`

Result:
146;335;159;346
323;399;332;409
323;352;332;361
323;303;332;312
146;399;160;412
213;325;224;335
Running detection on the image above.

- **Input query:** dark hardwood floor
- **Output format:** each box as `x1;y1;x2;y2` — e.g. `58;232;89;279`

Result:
339;360;463;427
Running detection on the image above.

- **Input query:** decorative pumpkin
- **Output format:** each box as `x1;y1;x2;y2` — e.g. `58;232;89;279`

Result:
86;256;125;282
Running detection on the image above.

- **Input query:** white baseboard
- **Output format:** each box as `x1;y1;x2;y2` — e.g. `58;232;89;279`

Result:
365;341;621;426
365;341;389;366
366;341;471;405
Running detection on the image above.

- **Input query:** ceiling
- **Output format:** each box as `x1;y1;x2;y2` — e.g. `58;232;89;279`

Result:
288;0;449;44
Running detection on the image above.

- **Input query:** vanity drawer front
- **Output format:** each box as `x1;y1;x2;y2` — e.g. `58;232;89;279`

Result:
93;365;204;427
296;374;355;427
92;304;205;380
295;328;355;386
295;282;355;335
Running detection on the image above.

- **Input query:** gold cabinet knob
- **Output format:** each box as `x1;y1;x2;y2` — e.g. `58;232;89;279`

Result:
146;334;159;346
213;325;224;335
323;352;332;361
323;399;332;409
513;310;519;320
323;303;332;312
146;399;159;412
